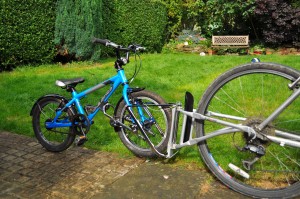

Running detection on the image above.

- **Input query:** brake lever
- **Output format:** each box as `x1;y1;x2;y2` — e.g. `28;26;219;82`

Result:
128;44;146;52
137;46;146;52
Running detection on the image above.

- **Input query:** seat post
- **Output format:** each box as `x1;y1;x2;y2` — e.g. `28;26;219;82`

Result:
66;86;76;93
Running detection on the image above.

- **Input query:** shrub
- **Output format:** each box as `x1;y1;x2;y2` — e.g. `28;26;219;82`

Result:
254;0;300;47
161;0;256;39
0;0;56;70
54;0;103;61
177;30;205;44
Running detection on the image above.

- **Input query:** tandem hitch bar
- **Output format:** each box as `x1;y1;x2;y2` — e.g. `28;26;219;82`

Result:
166;92;258;158
126;92;257;158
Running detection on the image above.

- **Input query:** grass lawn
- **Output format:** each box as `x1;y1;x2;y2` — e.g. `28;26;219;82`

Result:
1;53;300;167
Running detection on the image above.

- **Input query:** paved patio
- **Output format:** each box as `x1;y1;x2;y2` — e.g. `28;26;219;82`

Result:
0;131;244;198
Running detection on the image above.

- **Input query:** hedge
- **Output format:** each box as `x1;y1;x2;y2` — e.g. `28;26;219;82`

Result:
1;0;167;68
55;0;167;60
102;0;167;53
0;0;56;70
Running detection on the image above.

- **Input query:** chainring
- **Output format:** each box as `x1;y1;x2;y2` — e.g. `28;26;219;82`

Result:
72;114;90;136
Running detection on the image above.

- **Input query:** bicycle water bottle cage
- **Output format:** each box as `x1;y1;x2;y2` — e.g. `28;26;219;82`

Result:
55;78;85;91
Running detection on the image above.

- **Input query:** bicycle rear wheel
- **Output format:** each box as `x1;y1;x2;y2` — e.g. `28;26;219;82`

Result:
196;63;300;198
32;96;75;152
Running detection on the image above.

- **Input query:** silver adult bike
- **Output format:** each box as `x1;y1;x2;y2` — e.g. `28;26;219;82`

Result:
165;62;300;198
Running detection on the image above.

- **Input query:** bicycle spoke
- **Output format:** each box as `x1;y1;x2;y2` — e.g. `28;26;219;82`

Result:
220;88;246;115
213;95;246;117
117;90;170;157
142;104;166;137
261;75;264;116
154;123;165;137
275;118;300;124
268;149;299;183
238;77;245;102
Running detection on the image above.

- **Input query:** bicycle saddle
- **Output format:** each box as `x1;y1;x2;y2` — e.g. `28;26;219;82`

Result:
55;77;85;88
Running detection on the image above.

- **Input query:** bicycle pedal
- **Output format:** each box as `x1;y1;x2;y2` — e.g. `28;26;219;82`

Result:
228;163;250;179
75;136;88;146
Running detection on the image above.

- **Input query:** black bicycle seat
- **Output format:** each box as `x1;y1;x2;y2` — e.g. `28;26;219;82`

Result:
55;77;85;88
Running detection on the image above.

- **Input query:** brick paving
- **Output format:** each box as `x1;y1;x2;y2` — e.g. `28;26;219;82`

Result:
0;131;143;198
0;131;244;199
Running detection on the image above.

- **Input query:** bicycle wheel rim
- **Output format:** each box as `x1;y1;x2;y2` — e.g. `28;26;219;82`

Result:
196;63;300;198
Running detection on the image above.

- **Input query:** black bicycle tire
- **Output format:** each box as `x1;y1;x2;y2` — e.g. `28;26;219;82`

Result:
32;96;75;152
196;62;300;198
115;90;171;158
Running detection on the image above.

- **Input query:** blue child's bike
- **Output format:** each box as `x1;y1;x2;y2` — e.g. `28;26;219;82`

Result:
31;38;171;158
31;39;300;198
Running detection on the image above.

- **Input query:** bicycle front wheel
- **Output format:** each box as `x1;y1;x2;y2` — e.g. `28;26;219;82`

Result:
115;90;171;158
196;63;300;198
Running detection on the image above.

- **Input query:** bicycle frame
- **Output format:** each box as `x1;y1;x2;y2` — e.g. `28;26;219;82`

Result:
45;69;131;129
166;91;300;158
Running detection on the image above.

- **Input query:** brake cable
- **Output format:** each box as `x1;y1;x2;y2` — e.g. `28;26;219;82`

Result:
128;50;142;84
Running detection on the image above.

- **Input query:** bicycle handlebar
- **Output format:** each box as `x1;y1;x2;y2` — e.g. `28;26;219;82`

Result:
92;38;146;52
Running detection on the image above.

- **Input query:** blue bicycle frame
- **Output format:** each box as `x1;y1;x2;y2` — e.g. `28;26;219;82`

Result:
45;69;131;129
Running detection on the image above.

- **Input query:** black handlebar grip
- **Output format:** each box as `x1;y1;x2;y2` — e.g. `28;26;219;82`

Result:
138;47;146;51
92;38;110;46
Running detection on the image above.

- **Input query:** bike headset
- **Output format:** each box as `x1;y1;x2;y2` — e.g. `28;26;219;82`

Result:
92;38;145;84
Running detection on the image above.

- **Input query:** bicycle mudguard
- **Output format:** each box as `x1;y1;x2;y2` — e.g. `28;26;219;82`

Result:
183;91;194;142
127;87;145;93
30;94;68;116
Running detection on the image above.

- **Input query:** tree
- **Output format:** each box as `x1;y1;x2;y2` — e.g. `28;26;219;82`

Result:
54;0;103;61
55;0;167;60
162;0;256;38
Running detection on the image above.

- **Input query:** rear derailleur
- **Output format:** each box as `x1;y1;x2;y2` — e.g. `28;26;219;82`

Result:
239;118;272;170
241;144;265;170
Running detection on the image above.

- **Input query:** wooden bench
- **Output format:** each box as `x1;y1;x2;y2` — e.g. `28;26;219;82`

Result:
211;35;249;49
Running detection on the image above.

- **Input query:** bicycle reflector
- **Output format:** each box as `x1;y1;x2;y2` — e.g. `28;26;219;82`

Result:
251;58;261;63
